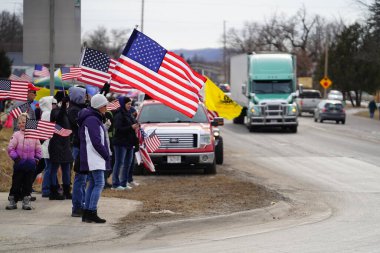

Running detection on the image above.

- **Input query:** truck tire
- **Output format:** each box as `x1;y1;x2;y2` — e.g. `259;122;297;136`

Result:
215;137;224;165
204;159;216;174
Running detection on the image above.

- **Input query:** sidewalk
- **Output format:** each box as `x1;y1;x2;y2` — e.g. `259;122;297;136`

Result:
0;192;141;252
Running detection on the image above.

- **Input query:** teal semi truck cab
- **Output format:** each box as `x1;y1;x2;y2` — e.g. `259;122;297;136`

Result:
230;53;298;133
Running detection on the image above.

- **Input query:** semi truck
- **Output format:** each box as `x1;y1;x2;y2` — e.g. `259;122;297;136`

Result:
230;52;298;133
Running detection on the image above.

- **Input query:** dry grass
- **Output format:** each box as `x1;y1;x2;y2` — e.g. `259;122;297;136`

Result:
0;128;13;192
354;110;380;120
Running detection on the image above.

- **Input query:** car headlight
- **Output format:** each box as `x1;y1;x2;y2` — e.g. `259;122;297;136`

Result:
213;129;220;137
200;134;211;145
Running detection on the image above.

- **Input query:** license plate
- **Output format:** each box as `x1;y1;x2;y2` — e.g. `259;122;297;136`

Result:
167;156;181;163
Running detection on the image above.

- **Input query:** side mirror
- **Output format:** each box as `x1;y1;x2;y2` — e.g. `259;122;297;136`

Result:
211;117;224;126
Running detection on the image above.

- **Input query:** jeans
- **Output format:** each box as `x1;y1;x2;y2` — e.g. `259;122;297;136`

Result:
112;145;134;187
42;159;52;196
50;162;71;187
85;170;105;211
71;146;87;212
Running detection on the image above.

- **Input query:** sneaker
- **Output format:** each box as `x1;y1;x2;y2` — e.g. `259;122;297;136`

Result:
130;181;139;187
124;185;133;190
111;186;125;191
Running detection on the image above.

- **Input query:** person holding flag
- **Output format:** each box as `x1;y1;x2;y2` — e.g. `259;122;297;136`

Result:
6;113;42;210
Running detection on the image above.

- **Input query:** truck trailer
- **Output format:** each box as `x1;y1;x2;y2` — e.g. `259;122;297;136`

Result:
230;53;298;133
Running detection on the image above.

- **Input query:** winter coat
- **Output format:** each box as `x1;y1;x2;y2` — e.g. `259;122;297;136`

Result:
112;96;139;148
68;86;87;148
368;100;377;113
8;130;42;162
48;101;73;164
78;107;111;172
39;96;54;159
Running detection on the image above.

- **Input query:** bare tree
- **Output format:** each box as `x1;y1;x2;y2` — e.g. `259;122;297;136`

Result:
0;11;23;51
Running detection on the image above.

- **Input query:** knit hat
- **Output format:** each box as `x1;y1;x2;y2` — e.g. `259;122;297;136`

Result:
91;94;108;109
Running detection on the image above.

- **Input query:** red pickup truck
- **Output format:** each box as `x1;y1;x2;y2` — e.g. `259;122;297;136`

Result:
135;100;224;174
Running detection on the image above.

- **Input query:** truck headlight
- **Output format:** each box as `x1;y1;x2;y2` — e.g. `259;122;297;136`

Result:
250;106;261;116
200;134;211;145
288;105;297;115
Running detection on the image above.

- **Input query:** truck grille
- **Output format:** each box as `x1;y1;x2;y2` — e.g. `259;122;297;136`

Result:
156;133;197;149
261;104;287;116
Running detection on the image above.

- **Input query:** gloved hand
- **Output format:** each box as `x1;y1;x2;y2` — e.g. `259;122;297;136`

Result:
100;82;111;95
104;119;112;130
61;96;70;109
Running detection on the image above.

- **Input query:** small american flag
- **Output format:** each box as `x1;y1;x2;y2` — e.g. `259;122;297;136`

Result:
0;79;29;101
78;48;131;94
25;119;56;140
9;74;23;81
54;124;72;137
111;29;206;118
20;73;32;82
139;146;155;172
145;130;161;153
9;102;29;119
106;100;120;111
207;110;219;121
61;67;81;81
34;65;50;77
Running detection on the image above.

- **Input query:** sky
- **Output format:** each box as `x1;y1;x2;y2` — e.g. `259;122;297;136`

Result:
0;0;370;50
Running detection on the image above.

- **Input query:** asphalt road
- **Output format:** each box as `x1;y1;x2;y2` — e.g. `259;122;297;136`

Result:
19;108;380;252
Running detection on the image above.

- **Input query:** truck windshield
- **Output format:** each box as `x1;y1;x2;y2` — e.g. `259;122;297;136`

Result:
138;104;209;123
252;80;293;94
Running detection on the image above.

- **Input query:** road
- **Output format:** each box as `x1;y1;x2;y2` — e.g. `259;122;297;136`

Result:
47;110;380;252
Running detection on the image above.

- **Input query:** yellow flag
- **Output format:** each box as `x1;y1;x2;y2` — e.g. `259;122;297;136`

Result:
204;77;242;120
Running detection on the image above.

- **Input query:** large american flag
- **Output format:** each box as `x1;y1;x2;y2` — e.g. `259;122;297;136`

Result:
61;67;81;81
78;48;131;94
34;64;50;77
25;119;56;140
0;79;29;101
54;124;72;137
9;102;29;119
111;29;206;118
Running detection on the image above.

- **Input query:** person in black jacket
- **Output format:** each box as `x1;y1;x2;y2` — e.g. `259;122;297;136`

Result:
111;96;139;190
67;86;88;217
48;91;73;200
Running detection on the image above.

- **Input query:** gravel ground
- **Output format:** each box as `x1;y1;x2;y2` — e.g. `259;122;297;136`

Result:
103;166;284;236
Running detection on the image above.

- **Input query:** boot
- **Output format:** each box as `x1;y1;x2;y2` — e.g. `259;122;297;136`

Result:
81;209;88;222
22;196;32;210
49;186;65;200
63;184;72;200
6;196;17;210
72;208;83;217
84;210;106;223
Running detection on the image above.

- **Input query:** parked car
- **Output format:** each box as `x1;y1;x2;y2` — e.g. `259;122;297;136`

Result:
135;100;224;174
314;100;346;124
296;89;321;116
327;90;343;101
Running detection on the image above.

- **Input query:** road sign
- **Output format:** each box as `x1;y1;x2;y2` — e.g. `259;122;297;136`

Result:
320;77;332;89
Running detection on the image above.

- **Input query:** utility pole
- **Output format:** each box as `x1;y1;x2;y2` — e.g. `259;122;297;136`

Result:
141;0;145;32
223;20;227;83
49;0;55;95
323;35;329;98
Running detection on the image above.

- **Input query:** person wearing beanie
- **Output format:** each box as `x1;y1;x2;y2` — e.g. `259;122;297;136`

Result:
77;94;111;223
112;96;140;190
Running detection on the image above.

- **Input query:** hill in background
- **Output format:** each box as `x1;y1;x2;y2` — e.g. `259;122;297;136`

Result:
173;48;223;62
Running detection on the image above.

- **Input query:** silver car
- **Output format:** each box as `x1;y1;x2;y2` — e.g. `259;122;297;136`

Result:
314;100;346;124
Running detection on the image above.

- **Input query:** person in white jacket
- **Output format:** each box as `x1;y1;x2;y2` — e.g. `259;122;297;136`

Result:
39;96;57;197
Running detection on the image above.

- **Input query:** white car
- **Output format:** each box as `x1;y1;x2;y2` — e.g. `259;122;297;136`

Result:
327;90;343;101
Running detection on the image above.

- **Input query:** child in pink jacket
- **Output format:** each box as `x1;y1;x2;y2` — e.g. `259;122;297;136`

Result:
6;113;42;210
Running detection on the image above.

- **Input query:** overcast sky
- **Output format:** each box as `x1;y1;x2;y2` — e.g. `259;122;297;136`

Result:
1;0;370;50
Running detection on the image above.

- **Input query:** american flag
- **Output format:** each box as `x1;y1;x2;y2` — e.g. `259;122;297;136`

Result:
78;48;131;94
145;130;161;153
9;74;23;81
106;100;120;111
207;110;219;121
20;73;32;82
25;119;56;140
136;128;155;172
54;124;72;137
34;65;50;77
9;102;29;119
0;79;29;101
61;67;81;81
111;29;206;118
